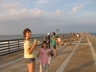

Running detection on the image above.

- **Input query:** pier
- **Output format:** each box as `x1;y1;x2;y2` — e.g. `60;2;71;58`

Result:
0;33;96;72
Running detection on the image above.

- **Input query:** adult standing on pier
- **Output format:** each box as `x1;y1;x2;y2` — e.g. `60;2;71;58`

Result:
46;33;51;49
51;32;57;56
23;28;37;72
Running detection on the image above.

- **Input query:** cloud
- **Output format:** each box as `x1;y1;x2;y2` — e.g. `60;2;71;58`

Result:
0;0;96;35
54;10;61;18
38;0;49;4
0;2;24;10
70;4;84;14
0;9;42;21
0;0;62;26
0;8;62;26
37;0;56;4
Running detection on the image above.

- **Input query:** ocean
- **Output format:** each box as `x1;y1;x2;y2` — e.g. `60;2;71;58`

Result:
0;34;46;41
89;33;96;36
0;33;96;41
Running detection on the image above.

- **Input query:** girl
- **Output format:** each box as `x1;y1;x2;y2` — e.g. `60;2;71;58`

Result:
23;28;37;72
37;41;51;72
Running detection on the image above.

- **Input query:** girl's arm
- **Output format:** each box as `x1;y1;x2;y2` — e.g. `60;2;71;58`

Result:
47;52;50;56
27;42;37;55
37;51;40;57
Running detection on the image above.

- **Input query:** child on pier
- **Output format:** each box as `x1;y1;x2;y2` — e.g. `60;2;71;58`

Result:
37;41;51;72
23;28;37;72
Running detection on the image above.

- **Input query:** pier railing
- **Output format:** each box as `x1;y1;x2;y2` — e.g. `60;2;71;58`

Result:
0;36;46;56
0;34;71;56
87;33;96;52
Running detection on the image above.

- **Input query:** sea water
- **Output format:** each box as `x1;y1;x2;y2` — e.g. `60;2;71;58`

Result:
0;34;46;40
0;33;96;41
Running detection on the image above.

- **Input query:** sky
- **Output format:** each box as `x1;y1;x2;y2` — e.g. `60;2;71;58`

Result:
0;0;96;35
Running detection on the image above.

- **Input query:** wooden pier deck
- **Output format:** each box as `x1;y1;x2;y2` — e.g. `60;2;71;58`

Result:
0;34;96;72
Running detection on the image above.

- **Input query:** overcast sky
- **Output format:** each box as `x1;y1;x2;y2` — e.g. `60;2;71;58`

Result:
0;0;96;35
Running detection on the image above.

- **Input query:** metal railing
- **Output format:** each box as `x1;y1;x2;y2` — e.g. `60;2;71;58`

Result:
0;34;72;56
87;33;96;52
0;36;45;56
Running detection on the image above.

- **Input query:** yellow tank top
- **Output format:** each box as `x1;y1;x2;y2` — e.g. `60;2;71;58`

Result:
24;40;35;58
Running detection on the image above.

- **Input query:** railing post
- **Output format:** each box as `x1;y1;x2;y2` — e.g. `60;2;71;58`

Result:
8;41;10;53
18;40;19;50
95;38;96;51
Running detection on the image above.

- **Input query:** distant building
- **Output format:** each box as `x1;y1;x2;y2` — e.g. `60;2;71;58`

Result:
56;28;59;36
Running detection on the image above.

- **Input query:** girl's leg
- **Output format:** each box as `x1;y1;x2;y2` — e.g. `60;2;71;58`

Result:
27;62;35;72
45;64;49;72
42;64;46;72
40;63;43;72
53;45;57;56
54;49;56;56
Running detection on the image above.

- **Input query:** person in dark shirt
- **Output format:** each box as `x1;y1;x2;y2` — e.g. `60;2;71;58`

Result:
46;33;51;49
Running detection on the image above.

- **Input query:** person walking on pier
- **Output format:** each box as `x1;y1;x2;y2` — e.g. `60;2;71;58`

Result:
23;28;37;72
51;32;57;56
37;41;51;72
46;33;51;49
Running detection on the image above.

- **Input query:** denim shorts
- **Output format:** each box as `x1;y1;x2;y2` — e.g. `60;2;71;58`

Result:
24;58;35;63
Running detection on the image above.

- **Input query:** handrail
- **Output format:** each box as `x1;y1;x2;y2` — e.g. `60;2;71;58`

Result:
87;33;96;52
0;36;46;56
0;34;72;56
0;36;46;42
